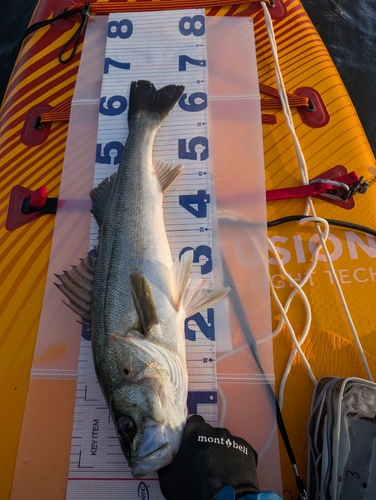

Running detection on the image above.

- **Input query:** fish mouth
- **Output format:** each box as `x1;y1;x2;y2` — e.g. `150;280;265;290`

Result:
130;422;182;477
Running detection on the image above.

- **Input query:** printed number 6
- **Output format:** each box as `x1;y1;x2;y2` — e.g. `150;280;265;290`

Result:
179;15;205;36
179;92;207;112
99;96;127;116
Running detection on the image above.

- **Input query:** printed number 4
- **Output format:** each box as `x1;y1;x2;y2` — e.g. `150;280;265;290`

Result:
179;190;210;218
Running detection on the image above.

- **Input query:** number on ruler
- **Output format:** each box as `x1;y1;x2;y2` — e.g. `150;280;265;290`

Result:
96;142;123;165
180;245;212;274
104;58;131;74
179;15;205;36
179;190;210;218
179;55;206;71
187;391;217;415
108;19;133;39
99;96;127;116
185;309;215;341
179;92;207;112
178;137;209;161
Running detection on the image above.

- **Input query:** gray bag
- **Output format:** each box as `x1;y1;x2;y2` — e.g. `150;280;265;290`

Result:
307;376;376;499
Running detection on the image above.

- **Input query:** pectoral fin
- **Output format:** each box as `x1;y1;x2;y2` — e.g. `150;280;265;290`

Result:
130;273;159;335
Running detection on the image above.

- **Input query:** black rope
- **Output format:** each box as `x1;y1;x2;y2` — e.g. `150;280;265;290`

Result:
221;255;308;500
267;214;376;238
219;214;376;238
219;211;376;499
20;2;91;64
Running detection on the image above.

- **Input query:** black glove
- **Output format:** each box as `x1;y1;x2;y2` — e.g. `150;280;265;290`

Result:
158;415;260;500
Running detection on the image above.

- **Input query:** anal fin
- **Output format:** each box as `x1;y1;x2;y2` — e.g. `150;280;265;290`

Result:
184;279;230;318
171;250;194;311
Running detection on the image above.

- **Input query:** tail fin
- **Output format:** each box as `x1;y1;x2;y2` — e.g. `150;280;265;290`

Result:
128;80;184;123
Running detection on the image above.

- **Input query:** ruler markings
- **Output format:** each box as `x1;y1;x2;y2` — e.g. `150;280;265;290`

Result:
66;10;222;499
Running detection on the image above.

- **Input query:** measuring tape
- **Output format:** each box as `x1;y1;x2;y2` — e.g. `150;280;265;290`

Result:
66;9;224;499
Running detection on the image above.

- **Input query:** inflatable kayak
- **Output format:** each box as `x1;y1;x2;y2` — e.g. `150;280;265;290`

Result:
1;1;375;498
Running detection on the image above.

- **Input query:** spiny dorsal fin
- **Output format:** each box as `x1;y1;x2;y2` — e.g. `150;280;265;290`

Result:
55;280;91;313
128;80;185;124
153;158;184;193
90;173;116;227
171;250;194;311
62;300;91;324
55;252;97;327
184;279;230;318
130;272;159;335
62;268;93;293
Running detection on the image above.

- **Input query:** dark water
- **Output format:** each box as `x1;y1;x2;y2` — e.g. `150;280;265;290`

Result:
302;0;376;155
1;0;376;155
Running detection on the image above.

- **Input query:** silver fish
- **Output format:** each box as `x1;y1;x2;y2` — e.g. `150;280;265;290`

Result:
56;80;229;477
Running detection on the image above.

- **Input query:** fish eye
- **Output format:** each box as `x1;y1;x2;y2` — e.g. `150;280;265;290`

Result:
117;416;136;438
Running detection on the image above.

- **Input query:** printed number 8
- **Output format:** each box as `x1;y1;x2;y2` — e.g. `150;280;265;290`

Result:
179;15;205;36
108;19;133;39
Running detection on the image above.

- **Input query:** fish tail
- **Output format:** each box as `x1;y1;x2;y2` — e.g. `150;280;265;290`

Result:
128;80;184;124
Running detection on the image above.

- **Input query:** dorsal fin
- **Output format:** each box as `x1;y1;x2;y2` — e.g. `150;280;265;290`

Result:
171;250;194;311
153;158;184;193
55;252;96;327
130;272;159;335
90;173;116;227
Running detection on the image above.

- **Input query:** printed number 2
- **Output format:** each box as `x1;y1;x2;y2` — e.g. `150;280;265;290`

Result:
179;15;205;36
185;309;215;341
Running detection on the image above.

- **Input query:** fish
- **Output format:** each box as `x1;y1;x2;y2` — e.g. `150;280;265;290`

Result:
55;80;229;477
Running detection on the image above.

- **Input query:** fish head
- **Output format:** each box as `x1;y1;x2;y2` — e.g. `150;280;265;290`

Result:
107;331;188;477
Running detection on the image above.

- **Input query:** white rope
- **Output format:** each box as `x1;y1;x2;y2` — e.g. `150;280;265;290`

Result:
269;217;331;407
261;2;373;384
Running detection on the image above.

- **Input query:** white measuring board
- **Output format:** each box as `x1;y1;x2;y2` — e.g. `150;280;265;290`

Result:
66;10;224;499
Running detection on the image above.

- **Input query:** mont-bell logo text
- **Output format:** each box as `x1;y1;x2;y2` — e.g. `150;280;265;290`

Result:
197;435;248;455
138;481;150;500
